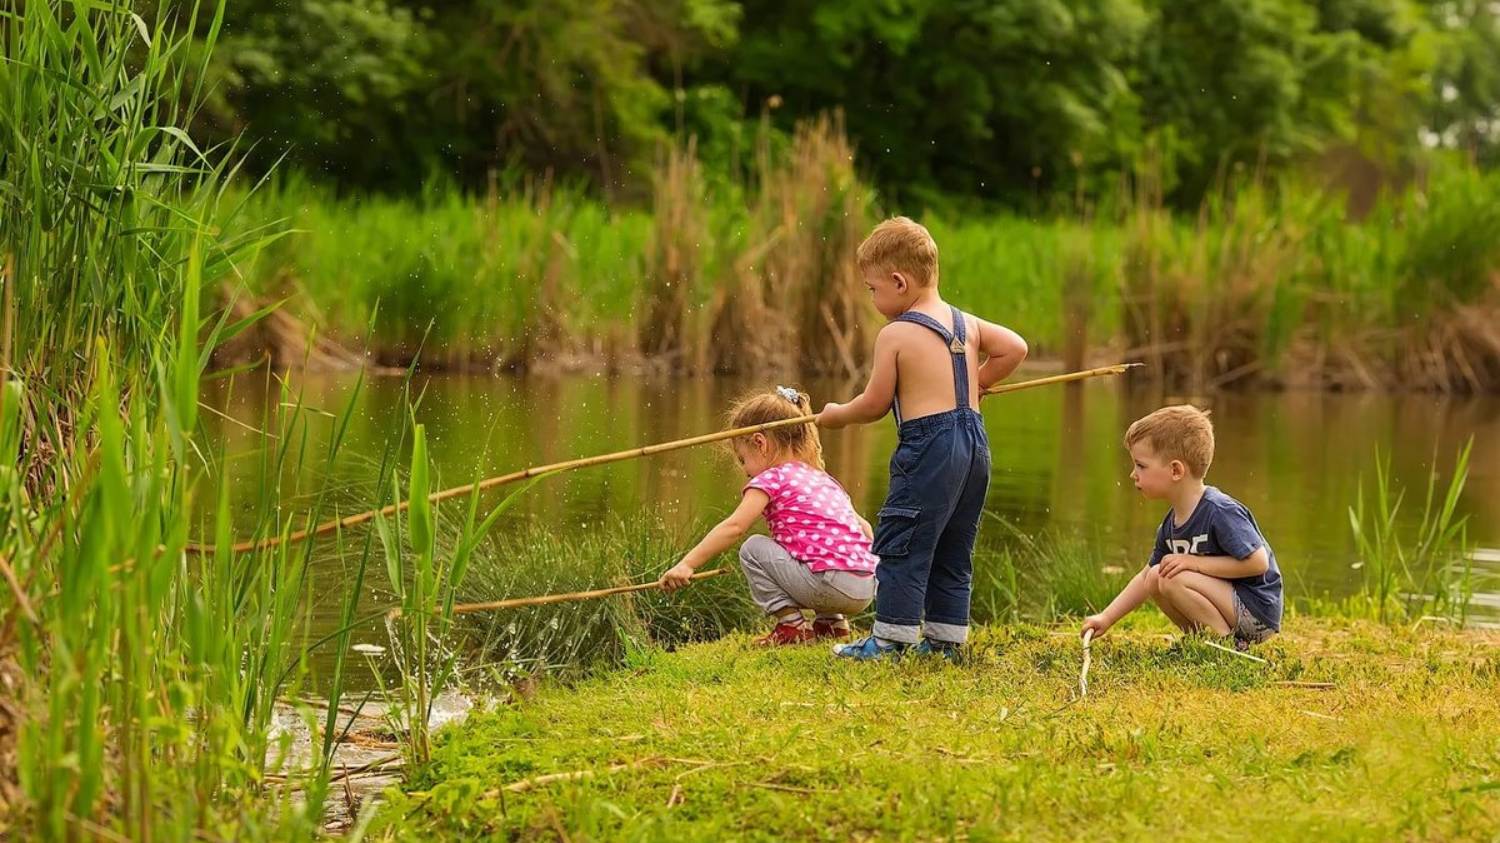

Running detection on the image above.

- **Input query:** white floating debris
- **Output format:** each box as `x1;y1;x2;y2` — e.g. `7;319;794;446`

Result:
352;643;387;656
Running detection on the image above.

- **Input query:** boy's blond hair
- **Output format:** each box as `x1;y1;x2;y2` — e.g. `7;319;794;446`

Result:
1124;405;1215;477
856;216;939;287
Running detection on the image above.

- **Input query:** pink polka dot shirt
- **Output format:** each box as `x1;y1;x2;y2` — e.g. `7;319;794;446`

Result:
744;461;878;574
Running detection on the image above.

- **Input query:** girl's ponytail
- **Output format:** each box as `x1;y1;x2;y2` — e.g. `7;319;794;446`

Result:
788;389;825;470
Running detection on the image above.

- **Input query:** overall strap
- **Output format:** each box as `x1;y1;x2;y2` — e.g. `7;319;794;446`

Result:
890;306;971;426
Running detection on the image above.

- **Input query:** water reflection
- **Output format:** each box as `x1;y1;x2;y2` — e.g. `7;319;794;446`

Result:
203;372;1500;633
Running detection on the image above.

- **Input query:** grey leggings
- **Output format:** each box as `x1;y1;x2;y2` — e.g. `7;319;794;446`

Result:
738;535;876;619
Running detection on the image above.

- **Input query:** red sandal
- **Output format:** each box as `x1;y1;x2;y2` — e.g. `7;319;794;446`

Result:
755;621;817;646
811;618;852;641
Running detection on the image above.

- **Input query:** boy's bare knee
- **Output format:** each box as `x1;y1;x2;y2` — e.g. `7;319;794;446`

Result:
1154;574;1192;611
1156;572;1187;595
1143;566;1163;596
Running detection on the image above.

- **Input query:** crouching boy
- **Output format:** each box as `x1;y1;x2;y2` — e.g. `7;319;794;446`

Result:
1083;405;1283;649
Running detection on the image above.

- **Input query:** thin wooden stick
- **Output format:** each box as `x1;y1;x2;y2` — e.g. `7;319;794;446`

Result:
185;363;1141;555
1201;638;1268;663
494;757;668;795
392;568;733;618
185;416;816;555
264;753;402;784
745;781;826;795
983;362;1143;395
1078;628;1094;698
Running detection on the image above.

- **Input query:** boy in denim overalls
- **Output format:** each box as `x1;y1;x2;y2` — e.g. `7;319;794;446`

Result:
819;217;1029;659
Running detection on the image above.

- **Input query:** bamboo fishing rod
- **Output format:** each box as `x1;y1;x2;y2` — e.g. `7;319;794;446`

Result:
185;362;1141;556
388;568;732;618
984;362;1141;395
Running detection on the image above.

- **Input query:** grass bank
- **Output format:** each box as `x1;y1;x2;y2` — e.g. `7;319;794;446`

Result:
371;618;1500;841
425;515;1140;692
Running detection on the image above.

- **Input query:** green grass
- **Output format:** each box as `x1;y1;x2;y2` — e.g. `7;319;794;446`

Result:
446;521;775;687
426;516;1132;694
0;3;464;836
237;178;653;366
232;159;1500;390
1346;439;1475;624
370;618;1500;841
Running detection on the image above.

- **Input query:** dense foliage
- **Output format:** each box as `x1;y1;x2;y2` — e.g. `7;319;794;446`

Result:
188;0;1500;204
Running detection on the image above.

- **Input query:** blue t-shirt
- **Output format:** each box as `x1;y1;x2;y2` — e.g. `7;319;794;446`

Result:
1148;486;1283;630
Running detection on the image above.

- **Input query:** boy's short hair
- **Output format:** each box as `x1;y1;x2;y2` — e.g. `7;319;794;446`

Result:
856;216;939;287
1124;405;1215;477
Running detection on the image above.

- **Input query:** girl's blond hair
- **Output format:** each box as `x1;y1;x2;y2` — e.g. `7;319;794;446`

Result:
726;387;824;469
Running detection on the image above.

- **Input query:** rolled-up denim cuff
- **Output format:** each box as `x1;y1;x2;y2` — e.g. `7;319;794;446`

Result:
871;620;921;644
922;620;969;645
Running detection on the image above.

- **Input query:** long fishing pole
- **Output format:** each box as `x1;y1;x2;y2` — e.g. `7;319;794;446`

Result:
388;568;733;619
186;362;1141;555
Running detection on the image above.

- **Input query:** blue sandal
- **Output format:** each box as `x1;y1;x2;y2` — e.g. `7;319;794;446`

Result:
832;635;908;661
913;638;962;662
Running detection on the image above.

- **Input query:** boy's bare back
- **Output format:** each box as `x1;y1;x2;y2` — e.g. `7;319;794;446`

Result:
874;301;1028;421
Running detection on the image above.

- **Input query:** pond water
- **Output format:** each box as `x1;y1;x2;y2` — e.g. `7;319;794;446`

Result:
204;372;1500;687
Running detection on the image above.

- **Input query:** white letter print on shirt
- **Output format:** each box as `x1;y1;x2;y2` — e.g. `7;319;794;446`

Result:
1169;534;1208;555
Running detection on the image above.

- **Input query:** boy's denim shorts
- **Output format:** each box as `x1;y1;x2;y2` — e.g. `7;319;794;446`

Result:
1232;591;1276;645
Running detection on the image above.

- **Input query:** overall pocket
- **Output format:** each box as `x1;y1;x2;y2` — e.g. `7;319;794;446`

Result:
872;506;921;558
890;432;935;478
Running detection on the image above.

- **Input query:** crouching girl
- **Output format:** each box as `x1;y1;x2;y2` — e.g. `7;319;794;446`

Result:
659;387;877;645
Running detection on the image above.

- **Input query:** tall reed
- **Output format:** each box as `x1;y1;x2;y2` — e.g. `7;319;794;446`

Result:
764;112;874;379
373;424;545;765
1120;170;1307;390
0;1;372;836
640;140;709;367
1347;439;1475;623
701;113;875;377
235;175;653;371
221;122;1500;391
1118;160;1500;392
0;0;284;466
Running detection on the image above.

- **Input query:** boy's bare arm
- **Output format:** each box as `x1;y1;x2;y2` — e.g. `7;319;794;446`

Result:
818;326;900;429
1083;565;1152;637
973;317;1028;392
1158;548;1270;580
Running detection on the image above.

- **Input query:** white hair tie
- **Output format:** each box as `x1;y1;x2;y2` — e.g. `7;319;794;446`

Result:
775;385;801;405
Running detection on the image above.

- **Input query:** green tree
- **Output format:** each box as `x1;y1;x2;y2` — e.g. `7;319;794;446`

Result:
182;0;1500;204
1132;0;1372;197
193;0;739;193
713;0;1148;205
199;0;431;187
1423;0;1500;162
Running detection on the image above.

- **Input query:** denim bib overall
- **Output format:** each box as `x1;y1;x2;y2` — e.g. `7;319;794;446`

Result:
870;306;992;645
